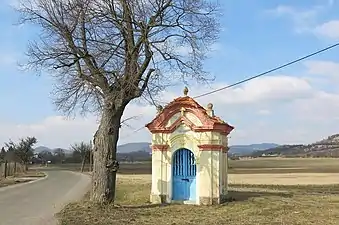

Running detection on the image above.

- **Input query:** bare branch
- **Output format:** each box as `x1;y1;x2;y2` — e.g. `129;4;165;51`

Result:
120;115;142;129
17;0;220;115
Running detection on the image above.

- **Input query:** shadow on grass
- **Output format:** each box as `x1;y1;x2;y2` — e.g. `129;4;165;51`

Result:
115;190;293;209
118;203;169;209
229;183;339;195
227;190;293;202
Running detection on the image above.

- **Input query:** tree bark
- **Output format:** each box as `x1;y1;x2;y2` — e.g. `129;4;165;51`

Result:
90;105;124;204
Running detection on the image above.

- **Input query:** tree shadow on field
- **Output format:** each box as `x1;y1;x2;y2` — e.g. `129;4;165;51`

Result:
226;190;293;202
118;191;293;209
119;203;169;209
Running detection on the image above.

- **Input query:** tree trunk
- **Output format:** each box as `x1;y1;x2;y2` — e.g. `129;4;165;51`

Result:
90;106;123;204
89;150;93;172
4;160;8;178
7;162;10;176
81;156;86;173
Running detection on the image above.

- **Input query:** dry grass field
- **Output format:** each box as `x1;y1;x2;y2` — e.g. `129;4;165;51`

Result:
57;158;339;225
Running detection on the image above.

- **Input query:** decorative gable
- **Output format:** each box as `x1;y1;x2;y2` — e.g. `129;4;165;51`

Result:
145;88;234;135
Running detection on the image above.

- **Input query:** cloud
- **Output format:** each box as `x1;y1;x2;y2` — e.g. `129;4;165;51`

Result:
0;104;156;149
0;46;25;69
266;2;334;34
0;116;99;149
257;110;271;115
158;76;313;106
291;91;339;121
266;5;322;33
266;2;339;40
303;60;339;84
215;76;313;104
304;60;339;76
0;53;17;67
174;42;222;58
314;20;339;40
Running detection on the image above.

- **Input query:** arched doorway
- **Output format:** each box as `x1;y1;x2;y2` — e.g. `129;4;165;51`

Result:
172;148;197;201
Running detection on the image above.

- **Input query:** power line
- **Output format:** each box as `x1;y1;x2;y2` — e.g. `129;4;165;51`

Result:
120;126;145;139
121;42;339;137
193;42;339;99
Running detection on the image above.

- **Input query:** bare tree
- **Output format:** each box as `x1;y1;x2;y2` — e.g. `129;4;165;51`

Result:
38;150;54;164
0;147;6;163
53;148;66;163
5;137;37;171
17;0;221;204
70;141;92;172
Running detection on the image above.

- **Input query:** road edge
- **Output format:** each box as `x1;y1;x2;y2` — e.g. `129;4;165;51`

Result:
56;170;92;198
53;170;92;224
0;172;49;193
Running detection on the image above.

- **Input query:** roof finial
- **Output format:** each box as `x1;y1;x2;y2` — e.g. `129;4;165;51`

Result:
156;105;163;114
183;86;189;96
207;103;213;110
206;103;214;117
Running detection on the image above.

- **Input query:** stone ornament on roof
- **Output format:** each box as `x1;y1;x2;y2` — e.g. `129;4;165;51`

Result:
183;86;189;96
156;105;163;114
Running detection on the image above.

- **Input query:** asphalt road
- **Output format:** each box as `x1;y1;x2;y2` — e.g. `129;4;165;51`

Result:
0;169;91;225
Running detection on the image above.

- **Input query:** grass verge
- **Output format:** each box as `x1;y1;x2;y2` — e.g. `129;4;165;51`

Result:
0;179;32;188
57;176;339;225
13;170;46;178
0;170;46;188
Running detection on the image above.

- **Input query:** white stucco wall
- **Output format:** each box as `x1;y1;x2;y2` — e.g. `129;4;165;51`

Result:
150;116;230;205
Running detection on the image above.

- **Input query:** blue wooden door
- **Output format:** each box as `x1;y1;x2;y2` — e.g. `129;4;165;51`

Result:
172;149;196;201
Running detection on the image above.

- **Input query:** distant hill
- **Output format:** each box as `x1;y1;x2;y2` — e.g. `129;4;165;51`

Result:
34;146;52;153
117;142;278;156
115;142;278;161
33;142;279;159
34;143;151;155
34;146;72;155
252;134;339;157
117;142;151;153
229;143;279;156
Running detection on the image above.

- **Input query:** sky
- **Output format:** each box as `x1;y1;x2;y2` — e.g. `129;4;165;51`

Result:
0;0;339;149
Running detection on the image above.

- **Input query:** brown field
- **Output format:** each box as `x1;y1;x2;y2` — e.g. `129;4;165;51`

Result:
57;158;339;225
55;157;339;174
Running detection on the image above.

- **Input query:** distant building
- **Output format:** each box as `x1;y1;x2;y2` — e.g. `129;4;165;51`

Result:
261;153;279;157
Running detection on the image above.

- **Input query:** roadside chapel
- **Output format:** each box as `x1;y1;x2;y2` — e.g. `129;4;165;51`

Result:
145;87;234;205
